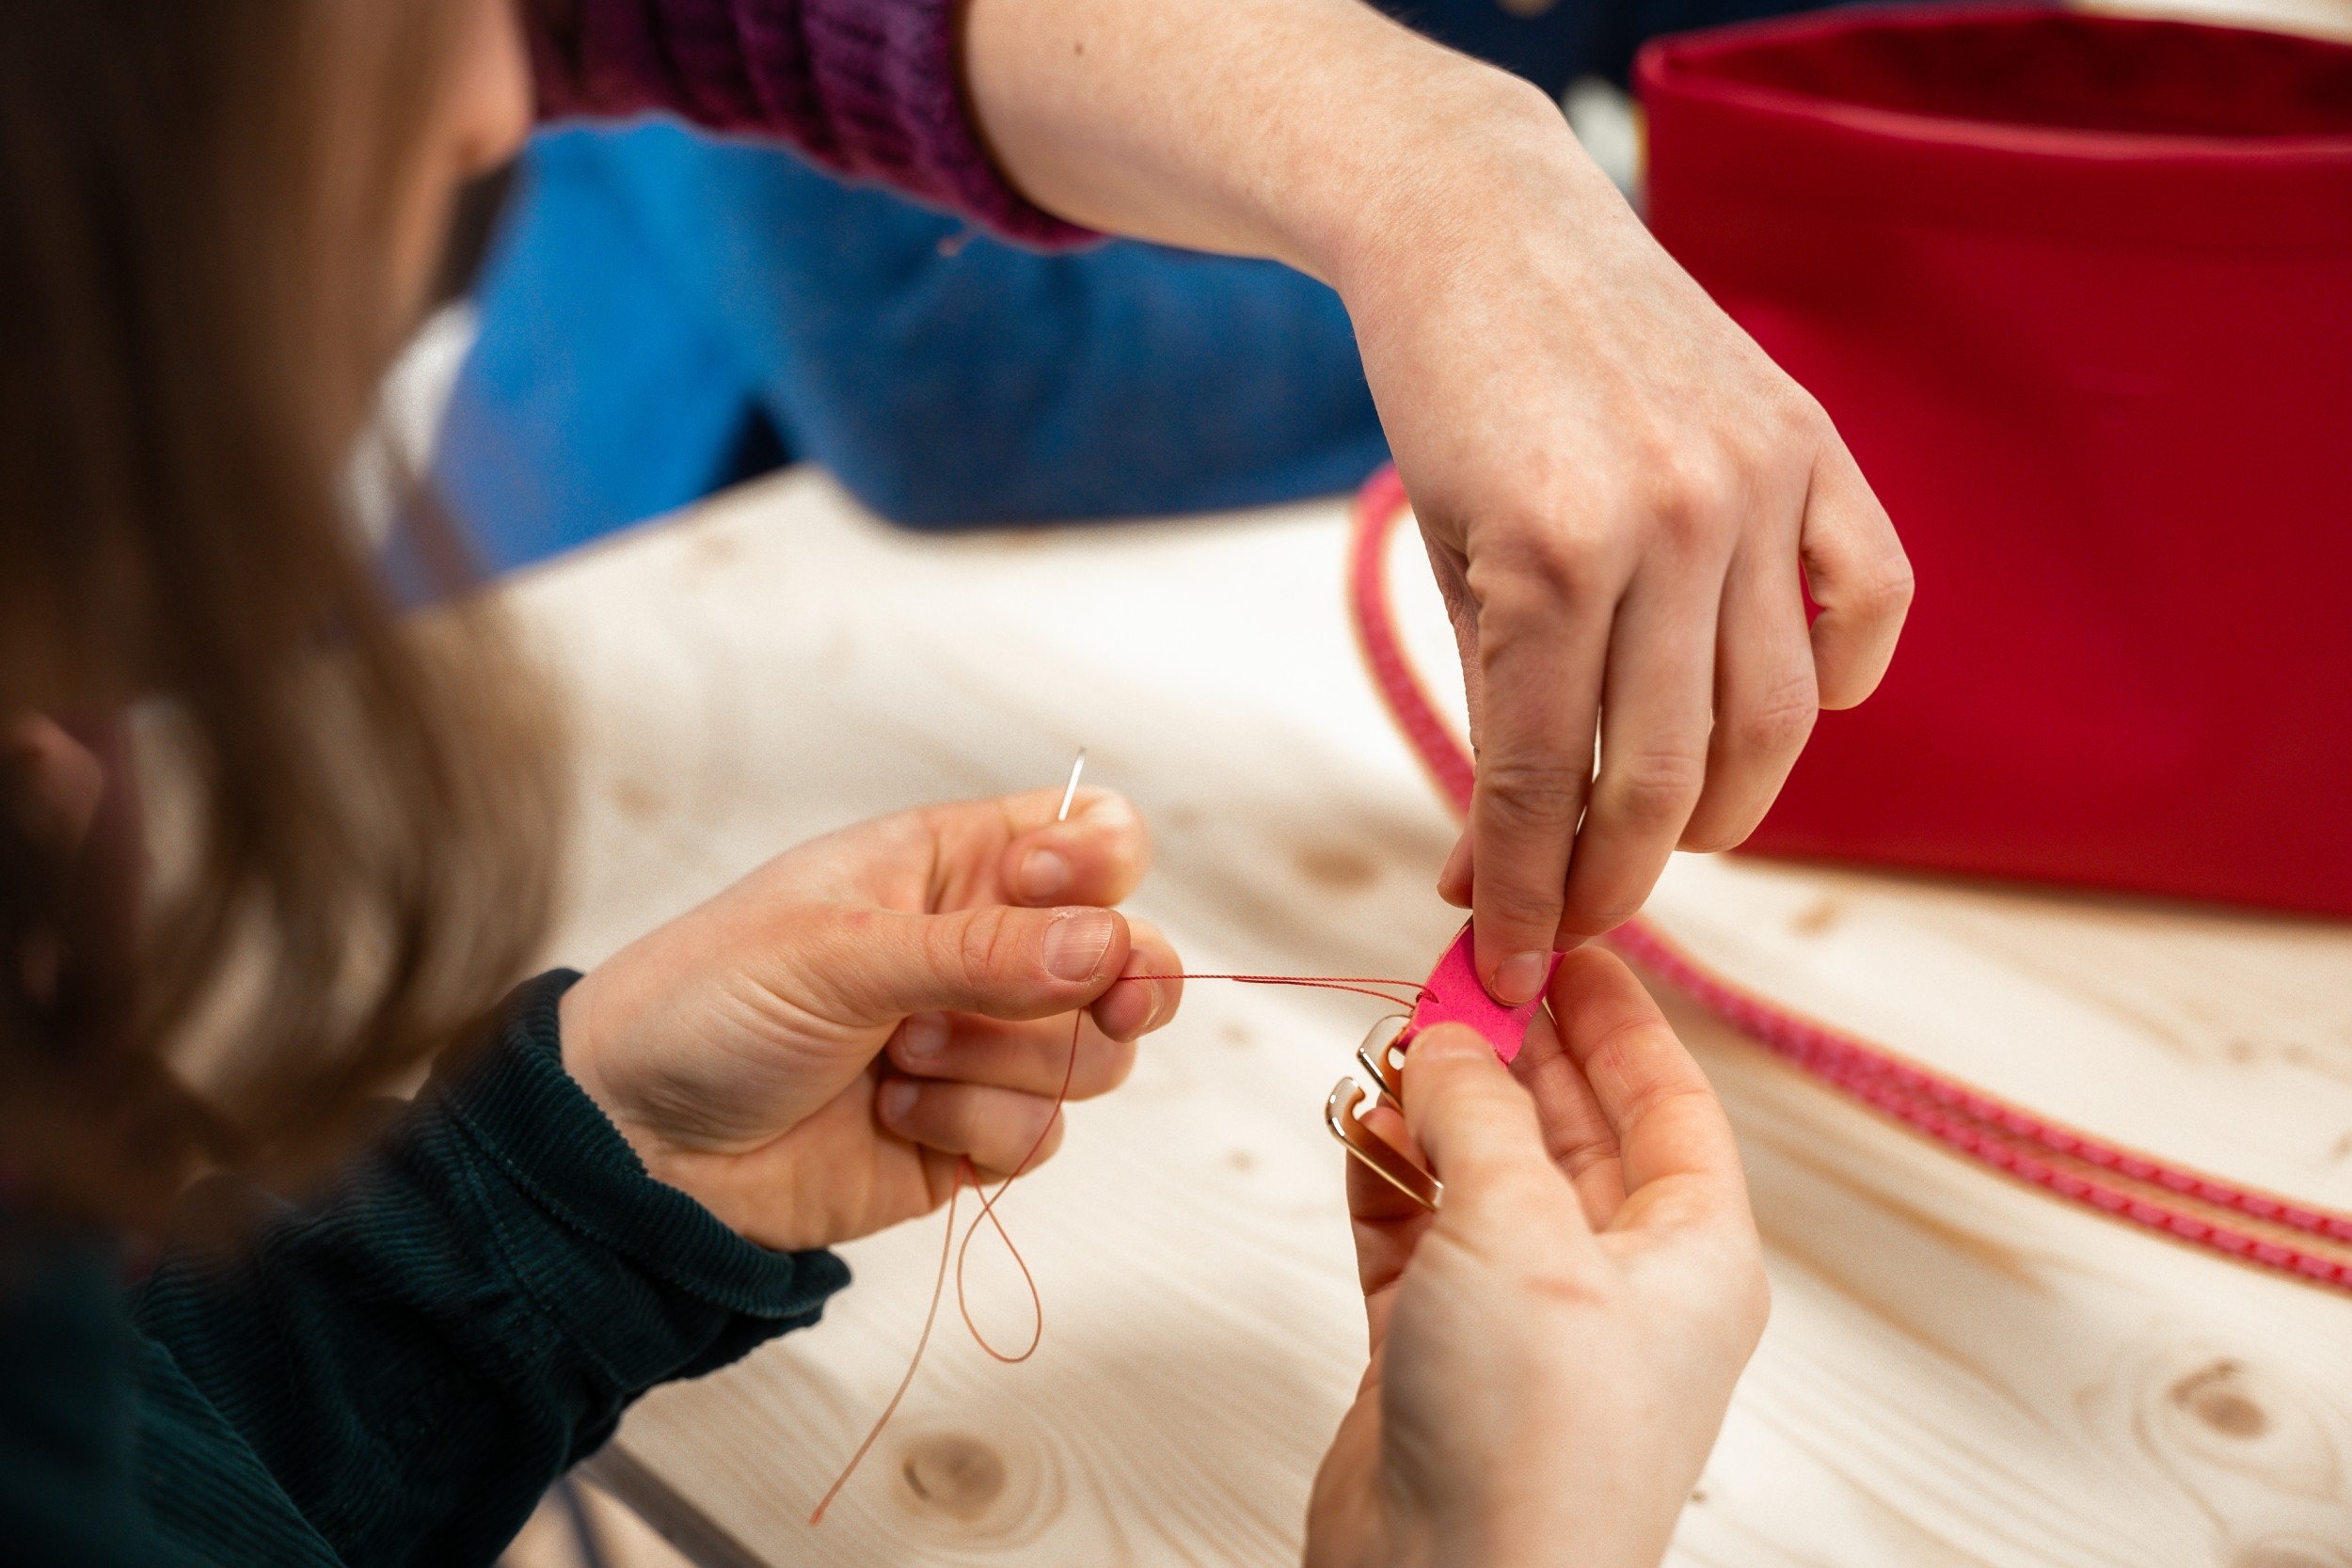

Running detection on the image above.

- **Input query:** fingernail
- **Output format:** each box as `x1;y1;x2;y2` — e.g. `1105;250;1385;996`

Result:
901;1013;949;1061
1490;950;1550;1006
1018;847;1073;901
1437;834;1472;905
1043;907;1117;982
879;1080;919;1124
1410;1022;1487;1060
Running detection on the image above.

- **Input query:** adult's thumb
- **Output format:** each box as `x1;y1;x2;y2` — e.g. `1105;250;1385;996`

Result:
815;902;1132;1024
1401;1023;1581;1227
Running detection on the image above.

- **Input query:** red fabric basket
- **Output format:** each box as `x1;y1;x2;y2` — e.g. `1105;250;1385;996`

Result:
1638;6;2352;917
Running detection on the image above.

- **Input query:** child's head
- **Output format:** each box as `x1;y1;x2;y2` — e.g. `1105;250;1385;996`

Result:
0;0;560;1225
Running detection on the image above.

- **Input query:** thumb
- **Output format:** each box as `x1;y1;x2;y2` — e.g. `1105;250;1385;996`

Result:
1401;1023;1586;1234
815;902;1132;1025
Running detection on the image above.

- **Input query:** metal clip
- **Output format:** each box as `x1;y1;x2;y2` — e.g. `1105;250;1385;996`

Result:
1326;1014;1440;1210
1356;1012;1408;1101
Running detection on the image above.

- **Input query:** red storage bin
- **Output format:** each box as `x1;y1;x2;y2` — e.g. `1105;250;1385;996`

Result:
1638;7;2352;917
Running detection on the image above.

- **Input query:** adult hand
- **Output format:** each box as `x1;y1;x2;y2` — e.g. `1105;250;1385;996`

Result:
962;0;1913;1004
557;787;1180;1253
1360;136;1914;998
1305;948;1769;1568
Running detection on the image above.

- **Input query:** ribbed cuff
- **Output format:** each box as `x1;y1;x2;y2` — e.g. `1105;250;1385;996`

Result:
797;0;1097;248
434;971;850;1323
526;0;1096;249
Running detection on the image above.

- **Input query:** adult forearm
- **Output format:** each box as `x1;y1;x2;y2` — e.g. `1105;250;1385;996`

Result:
960;0;1580;290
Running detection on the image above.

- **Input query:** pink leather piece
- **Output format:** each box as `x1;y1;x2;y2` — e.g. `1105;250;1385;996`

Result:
1405;923;1559;1064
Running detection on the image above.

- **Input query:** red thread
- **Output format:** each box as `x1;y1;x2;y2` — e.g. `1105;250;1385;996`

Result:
1131;972;1426;1010
1346;463;2352;1294
806;1159;964;1526
811;969;1427;1521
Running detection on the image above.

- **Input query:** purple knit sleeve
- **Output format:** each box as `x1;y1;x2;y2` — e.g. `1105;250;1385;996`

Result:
525;0;1096;248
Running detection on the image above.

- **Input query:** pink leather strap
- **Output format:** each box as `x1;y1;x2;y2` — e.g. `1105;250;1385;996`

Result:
1404;923;1559;1064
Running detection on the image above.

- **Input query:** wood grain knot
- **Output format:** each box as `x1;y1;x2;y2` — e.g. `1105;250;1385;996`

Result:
899;1433;1007;1521
1294;843;1381;893
2234;1540;2352;1568
609;780;663;822
1790;896;1843;936
2171;1360;2271;1440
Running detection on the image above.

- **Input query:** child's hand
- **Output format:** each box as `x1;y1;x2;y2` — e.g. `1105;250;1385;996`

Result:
556;787;1179;1253
1306;949;1769;1568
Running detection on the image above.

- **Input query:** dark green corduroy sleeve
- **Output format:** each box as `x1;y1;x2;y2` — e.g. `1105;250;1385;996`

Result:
126;970;850;1568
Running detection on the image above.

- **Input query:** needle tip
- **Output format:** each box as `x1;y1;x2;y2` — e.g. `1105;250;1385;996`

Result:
1056;748;1089;822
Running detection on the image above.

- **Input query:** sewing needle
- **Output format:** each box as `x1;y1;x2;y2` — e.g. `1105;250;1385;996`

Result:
1056;748;1088;822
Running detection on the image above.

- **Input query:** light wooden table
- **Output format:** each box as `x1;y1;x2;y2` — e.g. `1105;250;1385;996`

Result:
502;470;2352;1568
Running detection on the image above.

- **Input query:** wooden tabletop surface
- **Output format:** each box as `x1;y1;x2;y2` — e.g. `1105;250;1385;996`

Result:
501;470;2352;1568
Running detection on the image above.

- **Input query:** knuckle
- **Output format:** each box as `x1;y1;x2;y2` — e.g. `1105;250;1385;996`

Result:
1599;748;1706;832
951;906;1019;989
1678;808;1758;855
1729;677;1819;762
1470;515;1612;610
949;1091;992;1149
1563;892;1645;940
1864;558;1918;620
1775;388;1834;443
1642;455;1742;550
1820;538;1915;625
1479;759;1591;833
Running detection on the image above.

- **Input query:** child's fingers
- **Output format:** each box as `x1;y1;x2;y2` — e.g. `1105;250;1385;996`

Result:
810;903;1132;1027
1400;1023;1591;1243
1089;919;1182;1042
1509;1006;1629;1228
884;1011;1137;1102
992;786;1153;908
874;1079;1067;1177
1545;948;1745;1222
878;787;1152;913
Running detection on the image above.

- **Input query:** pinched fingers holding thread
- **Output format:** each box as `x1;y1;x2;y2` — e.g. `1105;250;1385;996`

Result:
891;784;1152;910
876;1077;1069;1180
885;1010;1138;1104
852;903;1178;1047
759;785;1152;917
996;785;1152;907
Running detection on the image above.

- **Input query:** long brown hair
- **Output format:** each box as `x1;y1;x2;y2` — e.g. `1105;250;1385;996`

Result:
0;1;563;1227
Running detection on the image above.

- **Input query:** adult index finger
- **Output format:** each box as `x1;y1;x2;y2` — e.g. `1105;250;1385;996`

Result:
902;787;1152;911
1465;561;1615;1006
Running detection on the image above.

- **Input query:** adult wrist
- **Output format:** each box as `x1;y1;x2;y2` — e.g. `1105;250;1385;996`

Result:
1313;67;1588;302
